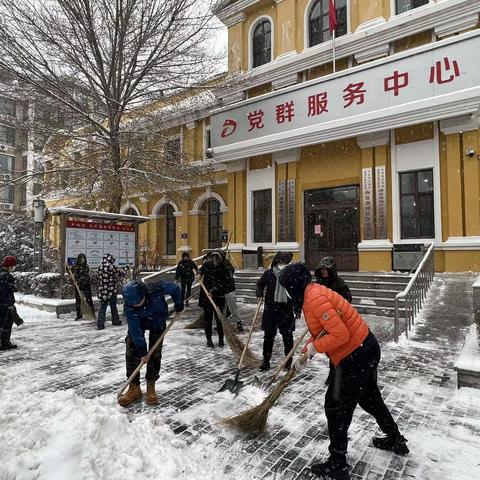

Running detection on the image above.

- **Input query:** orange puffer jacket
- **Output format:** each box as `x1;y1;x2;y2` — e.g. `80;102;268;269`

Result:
303;283;369;367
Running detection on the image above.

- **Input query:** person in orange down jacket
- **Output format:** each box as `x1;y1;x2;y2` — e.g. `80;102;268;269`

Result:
278;263;408;480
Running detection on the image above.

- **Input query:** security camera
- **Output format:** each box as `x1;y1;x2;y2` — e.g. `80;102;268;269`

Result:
205;148;214;159
466;148;476;158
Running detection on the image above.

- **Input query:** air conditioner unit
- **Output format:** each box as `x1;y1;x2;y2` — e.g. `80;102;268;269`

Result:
392;244;427;272
0;203;14;211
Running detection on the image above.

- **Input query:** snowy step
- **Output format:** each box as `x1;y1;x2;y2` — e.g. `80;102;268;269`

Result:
353;304;397;317
353;296;400;308
339;273;411;284
346;280;407;291
350;288;401;299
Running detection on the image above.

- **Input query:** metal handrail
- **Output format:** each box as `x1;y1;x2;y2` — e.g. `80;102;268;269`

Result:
394;242;435;342
141;254;205;283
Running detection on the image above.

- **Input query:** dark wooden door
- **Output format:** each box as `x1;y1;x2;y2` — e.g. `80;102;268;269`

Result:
304;185;360;271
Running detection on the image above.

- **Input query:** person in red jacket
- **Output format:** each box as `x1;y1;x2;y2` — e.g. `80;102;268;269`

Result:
279;263;408;480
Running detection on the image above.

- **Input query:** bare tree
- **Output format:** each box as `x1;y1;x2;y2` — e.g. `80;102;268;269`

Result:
0;0;224;212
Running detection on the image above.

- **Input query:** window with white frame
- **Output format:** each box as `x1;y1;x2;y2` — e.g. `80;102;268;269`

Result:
399;169;434;239
252;19;272;68
0;124;15;146
0;154;14;203
395;0;429;15
308;0;347;48
160;204;176;255
253;189;272;243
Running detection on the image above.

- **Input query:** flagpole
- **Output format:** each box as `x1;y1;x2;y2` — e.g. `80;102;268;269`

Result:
332;29;336;74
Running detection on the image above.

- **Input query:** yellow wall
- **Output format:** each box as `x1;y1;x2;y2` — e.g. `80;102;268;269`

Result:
359;251;391;272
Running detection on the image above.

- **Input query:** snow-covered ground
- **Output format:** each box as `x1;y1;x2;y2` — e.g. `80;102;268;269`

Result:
1;275;480;480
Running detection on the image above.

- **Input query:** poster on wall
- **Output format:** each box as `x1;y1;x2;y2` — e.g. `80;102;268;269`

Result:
66;220;136;268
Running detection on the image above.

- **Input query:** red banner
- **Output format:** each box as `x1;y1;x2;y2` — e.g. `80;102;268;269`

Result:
329;0;337;33
67;220;135;232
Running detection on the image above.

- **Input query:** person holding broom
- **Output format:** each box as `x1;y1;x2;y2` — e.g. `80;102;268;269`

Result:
71;253;95;320
118;279;183;407
175;252;198;306
278;263;409;480
256;251;294;372
0;256;19;350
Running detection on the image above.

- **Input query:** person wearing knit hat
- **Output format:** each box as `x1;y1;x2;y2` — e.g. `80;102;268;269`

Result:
0;256;19;350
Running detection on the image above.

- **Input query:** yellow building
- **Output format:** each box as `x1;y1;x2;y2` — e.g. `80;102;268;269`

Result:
48;0;480;273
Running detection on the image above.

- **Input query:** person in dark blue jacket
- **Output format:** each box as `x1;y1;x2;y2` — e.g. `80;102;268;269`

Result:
118;279;183;407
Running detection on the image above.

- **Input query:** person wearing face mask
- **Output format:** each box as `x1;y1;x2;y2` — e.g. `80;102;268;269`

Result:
0;256;19;350
315;257;352;303
256;251;294;372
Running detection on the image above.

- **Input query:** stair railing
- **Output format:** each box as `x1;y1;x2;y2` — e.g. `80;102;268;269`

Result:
394;242;435;342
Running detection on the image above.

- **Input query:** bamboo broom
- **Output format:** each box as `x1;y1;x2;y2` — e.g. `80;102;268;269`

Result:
199;279;261;368
184;310;205;329
221;329;326;433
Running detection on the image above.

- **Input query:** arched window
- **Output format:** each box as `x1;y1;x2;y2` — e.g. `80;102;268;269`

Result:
124;207;138;216
308;0;347;48
206;198;222;249
252;19;272;68
160;204;176;255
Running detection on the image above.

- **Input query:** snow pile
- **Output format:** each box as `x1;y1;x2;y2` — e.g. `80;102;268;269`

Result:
0;370;229;480
455;324;480;372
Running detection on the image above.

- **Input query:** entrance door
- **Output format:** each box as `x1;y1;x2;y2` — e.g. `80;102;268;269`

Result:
304;185;360;271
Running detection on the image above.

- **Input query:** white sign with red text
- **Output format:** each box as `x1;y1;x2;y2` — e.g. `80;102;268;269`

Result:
66;220;136;268
211;32;480;150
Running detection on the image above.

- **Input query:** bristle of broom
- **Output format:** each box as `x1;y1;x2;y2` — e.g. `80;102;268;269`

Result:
80;295;96;321
184;311;205;329
221;367;298;433
221;318;262;368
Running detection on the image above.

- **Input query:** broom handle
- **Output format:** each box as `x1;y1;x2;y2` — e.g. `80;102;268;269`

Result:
199;279;227;323
116;311;182;399
66;264;83;299
237;298;262;370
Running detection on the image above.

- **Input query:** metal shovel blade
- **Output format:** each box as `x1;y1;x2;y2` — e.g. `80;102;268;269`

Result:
218;370;244;395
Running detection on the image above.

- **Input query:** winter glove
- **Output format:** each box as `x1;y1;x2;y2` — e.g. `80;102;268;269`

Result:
174;303;184;313
293;355;308;374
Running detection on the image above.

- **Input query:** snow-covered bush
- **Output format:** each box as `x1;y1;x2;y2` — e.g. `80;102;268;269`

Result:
0;212;58;272
12;271;37;295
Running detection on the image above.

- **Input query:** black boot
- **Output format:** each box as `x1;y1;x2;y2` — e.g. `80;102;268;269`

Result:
206;338;214;348
311;457;350;480
237;321;243;332
258;357;270;372
373;435;409;455
218;337;225;347
0;342;18;351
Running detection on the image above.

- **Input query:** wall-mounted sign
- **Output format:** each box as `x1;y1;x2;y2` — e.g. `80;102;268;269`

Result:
362;168;374;241
287;179;296;242
211;32;480;159
375;166;387;239
278;180;287;241
66;220;135;268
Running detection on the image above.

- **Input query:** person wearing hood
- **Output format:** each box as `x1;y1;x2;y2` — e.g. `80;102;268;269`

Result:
315;257;352;303
278;263;409;480
119;279;183;407
71;253;95;320
0;256;18;350
97;253;127;330
256;251;294;372
175;252;198;306
197;250;226;348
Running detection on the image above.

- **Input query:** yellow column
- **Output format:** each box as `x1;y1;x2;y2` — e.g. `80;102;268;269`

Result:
234;170;247;245
227;172;236;242
445;133;464;237
228;21;245;73
183;124;195;163
176;201;189;261
462;130;480;236
276;0;297;56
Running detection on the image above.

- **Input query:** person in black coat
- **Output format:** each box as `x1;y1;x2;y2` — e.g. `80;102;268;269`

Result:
175;252;198;306
314;256;352;302
256;251;294;371
0;256;18;350
198;251;227;348
71;253;95;320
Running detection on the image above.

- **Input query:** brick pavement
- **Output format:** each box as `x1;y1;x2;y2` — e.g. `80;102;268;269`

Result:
2;273;480;479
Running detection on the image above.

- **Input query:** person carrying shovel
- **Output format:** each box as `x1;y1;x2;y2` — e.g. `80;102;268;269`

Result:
118;279;183;407
278;263;409;480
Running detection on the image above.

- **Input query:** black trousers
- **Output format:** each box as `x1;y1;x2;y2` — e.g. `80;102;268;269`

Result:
203;297;225;342
75;286;94;318
180;280;192;303
262;323;294;360
325;332;400;465
125;330;164;385
0;305;14;345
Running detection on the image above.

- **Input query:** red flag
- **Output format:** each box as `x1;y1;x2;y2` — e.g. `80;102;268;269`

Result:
329;0;337;33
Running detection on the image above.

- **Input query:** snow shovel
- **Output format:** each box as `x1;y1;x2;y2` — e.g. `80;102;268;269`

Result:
66;264;96;321
116;310;183;400
219;298;263;395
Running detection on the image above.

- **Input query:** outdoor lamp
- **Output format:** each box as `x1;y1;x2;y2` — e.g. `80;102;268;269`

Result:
33;198;46;223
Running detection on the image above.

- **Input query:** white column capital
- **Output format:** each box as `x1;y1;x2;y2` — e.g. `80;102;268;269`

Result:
357;131;390;149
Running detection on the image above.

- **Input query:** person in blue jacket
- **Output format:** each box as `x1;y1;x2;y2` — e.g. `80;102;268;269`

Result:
118;279;183;407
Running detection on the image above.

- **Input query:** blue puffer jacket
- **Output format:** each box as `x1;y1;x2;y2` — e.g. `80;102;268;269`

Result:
123;280;182;357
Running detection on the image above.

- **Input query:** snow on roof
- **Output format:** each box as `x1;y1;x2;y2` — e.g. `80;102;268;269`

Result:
49;207;149;223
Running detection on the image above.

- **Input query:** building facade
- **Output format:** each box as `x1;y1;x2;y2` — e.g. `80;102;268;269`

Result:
46;0;480;272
